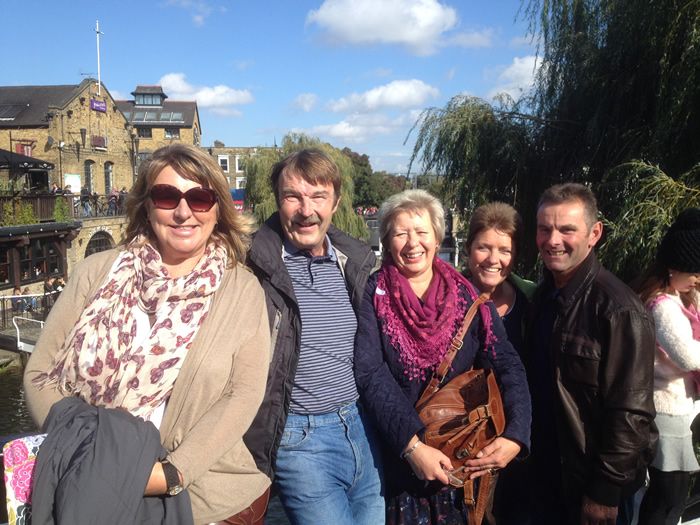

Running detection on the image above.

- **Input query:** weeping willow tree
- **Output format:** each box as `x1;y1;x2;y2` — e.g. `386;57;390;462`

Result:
407;95;537;210
243;133;368;240
408;0;700;279
599;162;700;281
524;0;700;181
406;95;544;273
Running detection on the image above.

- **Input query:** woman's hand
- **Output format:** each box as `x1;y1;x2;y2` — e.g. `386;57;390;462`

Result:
463;437;521;479
404;440;454;485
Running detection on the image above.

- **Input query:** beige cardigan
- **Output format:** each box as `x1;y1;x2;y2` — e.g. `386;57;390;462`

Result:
24;249;271;524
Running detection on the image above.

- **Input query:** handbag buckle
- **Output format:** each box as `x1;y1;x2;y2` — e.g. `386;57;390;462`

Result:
449;337;463;352
469;404;491;423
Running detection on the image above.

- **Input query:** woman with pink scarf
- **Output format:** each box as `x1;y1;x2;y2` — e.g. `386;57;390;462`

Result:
354;189;531;524
23;144;271;524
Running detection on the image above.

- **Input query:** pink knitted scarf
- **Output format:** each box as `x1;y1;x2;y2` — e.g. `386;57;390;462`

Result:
375;257;496;381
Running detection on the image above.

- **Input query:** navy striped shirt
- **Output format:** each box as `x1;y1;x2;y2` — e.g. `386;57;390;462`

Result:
283;237;359;414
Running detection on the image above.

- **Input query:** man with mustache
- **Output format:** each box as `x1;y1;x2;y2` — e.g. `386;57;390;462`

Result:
528;183;656;525
245;149;383;524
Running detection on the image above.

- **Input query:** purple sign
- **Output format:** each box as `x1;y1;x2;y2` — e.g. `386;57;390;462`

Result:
90;99;107;112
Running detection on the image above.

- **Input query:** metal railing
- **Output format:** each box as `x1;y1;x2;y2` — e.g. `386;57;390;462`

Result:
0;193;128;222
0;291;57;336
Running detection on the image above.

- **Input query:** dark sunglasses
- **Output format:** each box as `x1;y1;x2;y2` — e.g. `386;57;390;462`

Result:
149;184;217;212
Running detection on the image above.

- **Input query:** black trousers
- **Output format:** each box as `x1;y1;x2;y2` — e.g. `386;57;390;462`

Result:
637;467;691;525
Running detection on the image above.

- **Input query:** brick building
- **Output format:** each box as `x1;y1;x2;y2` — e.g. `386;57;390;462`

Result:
204;144;282;191
0;79;135;194
116;86;200;167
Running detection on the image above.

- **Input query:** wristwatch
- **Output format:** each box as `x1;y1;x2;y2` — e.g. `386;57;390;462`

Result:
161;459;184;496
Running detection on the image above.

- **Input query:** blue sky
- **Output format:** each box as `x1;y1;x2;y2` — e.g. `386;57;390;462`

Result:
1;0;537;173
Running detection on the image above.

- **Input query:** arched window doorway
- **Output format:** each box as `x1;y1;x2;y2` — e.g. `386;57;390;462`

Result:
84;160;95;192
84;231;115;258
104;162;113;194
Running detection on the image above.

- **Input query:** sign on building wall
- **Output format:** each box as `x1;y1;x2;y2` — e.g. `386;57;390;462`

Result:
64;173;81;193
90;99;107;112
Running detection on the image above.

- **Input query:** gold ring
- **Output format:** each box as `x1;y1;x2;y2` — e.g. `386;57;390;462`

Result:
488;467;499;474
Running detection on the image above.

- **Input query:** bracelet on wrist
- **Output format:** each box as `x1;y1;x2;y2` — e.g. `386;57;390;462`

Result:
402;440;422;460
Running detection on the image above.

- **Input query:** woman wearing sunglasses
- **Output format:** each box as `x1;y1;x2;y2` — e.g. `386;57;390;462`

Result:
24;144;271;524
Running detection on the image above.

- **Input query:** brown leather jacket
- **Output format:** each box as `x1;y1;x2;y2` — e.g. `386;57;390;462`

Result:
530;251;657;507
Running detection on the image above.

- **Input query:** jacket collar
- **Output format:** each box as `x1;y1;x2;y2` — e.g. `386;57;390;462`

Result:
541;250;600;309
249;212;373;282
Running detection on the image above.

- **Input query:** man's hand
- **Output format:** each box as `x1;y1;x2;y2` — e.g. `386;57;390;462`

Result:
580;495;617;525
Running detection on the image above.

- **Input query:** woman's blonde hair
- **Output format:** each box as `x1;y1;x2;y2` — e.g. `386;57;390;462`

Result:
124;143;253;266
378;189;445;257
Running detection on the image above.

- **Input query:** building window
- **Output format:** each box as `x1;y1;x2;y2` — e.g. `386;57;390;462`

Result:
164;127;180;139
235;155;245;173
135;94;162;106
19;239;62;284
84;160;94;192
218;155;229;173
85;232;115;258
236;177;246;189
104;162;113;193
0;247;12;288
137;127;152;138
15;143;32;156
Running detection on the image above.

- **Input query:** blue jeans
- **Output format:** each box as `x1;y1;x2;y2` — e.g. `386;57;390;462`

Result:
274;401;385;525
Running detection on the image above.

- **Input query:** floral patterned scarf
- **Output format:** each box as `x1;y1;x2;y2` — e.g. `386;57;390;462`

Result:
375;257;496;381
33;238;226;418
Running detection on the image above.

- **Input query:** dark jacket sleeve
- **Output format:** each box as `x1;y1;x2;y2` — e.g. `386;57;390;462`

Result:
586;308;656;506
475;301;532;453
354;275;424;456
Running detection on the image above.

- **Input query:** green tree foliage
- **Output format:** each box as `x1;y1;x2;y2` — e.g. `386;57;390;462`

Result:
524;0;700;181
408;95;537;210
407;1;700;280
599;162;700;279
1;200;38;226
52;196;72;223
342;147;406;207
244;148;280;223
244;133;369;240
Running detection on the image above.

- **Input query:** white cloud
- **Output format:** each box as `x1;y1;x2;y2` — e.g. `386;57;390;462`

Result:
165;0;219;26
327;80;439;113
448;29;493;48
510;35;534;48
159;73;253;116
487;55;539;101
445;67;457;81
301;110;421;143
307;0;469;55
234;60;254;71
109;89;126;101
370;67;393;78
293;93;318;112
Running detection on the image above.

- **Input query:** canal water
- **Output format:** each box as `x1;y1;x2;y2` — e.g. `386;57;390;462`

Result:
0;362;37;436
0;359;290;524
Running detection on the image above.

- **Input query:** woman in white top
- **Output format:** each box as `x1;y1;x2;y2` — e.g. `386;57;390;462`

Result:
636;208;700;525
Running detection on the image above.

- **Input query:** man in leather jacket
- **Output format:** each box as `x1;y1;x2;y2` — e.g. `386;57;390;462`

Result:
244;149;382;524
529;183;656;525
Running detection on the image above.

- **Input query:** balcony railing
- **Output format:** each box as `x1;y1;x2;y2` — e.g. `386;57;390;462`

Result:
0;193;127;223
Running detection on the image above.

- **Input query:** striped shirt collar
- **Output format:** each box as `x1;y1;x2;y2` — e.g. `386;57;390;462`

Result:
282;236;337;263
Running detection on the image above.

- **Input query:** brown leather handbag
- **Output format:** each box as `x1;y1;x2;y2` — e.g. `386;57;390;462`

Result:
415;293;506;525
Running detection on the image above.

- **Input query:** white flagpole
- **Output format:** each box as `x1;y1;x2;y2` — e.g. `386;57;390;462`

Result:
95;20;102;95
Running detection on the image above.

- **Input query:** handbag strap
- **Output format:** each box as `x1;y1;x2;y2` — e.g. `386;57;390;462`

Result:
416;293;490;408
